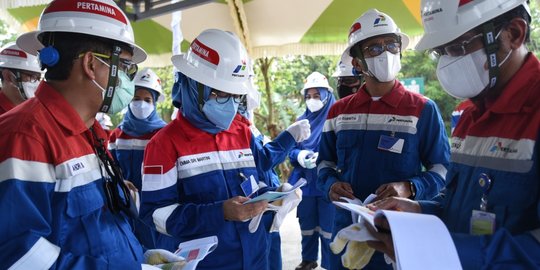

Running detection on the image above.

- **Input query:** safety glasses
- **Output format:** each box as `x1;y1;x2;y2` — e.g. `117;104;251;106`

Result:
363;42;401;57
78;52;138;80
430;33;483;58
89;127;137;218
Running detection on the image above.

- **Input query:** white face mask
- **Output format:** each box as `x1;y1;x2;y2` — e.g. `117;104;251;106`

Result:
21;81;39;99
436;48;512;99
129;100;154;119
306;98;324;112
364;51;401;82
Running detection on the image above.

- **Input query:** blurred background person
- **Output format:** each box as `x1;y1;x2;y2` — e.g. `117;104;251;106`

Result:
0;42;42;115
289;71;336;270
109;67;166;249
332;50;361;99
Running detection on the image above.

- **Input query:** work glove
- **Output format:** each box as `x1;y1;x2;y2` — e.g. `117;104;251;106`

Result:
269;182;303;232
297;150;318;169
286;119;311;142
330;223;376;269
248;204;279;233
144;249;186;270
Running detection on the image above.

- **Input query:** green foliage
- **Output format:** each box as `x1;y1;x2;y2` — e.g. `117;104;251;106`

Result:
0;18;17;47
399;50;459;134
253;55;338;136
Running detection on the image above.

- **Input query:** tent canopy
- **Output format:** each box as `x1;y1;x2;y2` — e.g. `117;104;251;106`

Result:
1;0;424;66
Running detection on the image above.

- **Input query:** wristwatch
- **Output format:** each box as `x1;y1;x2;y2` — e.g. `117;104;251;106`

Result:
409;181;416;199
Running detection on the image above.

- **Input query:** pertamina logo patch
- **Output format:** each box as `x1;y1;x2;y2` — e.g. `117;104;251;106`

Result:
373;15;388;27
232;59;247;77
490;142;518;154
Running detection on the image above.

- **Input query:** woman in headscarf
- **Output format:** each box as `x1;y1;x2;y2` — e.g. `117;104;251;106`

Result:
108;67;166;249
288;72;336;270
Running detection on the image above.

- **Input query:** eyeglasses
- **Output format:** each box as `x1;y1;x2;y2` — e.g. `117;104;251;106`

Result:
430;33;483;58
209;90;245;104
78;52;138;80
363;42;401;57
17;71;41;83
338;76;361;86
89;127;137;218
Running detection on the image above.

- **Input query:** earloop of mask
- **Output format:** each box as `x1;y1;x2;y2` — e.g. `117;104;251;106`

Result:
353;45;373;78
482;22;500;89
99;45;121;113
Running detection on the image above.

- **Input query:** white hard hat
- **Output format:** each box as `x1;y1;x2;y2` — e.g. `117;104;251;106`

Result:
332;50;355;77
301;71;333;96
16;0;146;64
415;0;529;50
345;9;409;57
133;68;164;102
0;42;42;74
171;29;252;95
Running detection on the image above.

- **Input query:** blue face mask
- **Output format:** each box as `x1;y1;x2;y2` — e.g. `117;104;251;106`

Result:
202;97;239;131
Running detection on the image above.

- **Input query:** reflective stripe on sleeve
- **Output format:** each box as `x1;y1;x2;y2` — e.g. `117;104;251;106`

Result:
9;237;60;270
152;204;179;236
0;158;55;183
531;228;540;243
114;138;149;150
428;163;447;179
317;160;337;175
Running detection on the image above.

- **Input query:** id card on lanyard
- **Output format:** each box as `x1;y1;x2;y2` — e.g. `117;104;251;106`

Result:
470;173;496;235
378;134;404;154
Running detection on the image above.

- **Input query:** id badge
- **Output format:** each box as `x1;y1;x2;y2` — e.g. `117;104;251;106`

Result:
240;175;259;197
470;210;496;235
377;135;404;154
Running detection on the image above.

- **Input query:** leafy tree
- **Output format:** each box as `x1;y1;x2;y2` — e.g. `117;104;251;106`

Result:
0;18;17;47
399;50;459;134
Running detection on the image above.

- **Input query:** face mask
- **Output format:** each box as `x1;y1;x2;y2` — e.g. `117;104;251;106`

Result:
129;100;154;119
93;70;135;114
202;97;239;131
364;51;401;82
21;81;39;99
306;98;324;112
436;48;512;98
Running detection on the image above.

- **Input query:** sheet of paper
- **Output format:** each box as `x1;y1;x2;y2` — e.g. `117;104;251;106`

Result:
333;202;462;270
377;210;462;270
243;178;306;204
333;201;376;227
174;236;218;270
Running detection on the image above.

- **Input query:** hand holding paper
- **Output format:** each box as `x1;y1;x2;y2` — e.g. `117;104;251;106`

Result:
333;200;462;270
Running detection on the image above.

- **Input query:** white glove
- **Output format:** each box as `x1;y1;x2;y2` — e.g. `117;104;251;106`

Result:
286;119;311;142
269;182;303;232
329;223;376;269
248;204;279;233
144;249;185;267
297;150;318;169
